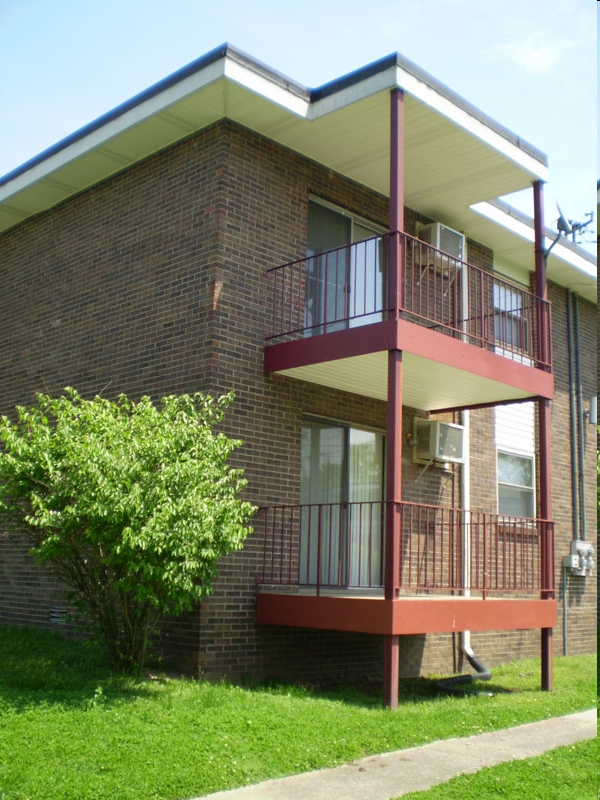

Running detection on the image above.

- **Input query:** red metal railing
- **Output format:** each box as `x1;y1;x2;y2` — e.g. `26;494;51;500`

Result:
258;501;554;598
266;233;552;370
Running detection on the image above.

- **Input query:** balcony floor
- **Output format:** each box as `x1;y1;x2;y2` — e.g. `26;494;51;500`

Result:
265;319;553;412
256;589;557;636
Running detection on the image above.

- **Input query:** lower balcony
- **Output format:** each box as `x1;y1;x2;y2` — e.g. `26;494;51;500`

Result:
255;501;557;636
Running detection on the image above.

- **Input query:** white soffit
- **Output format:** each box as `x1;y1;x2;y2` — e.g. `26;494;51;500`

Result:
2;60;226;198
392;64;547;181
277;351;533;411
308;60;546;181
470;201;597;304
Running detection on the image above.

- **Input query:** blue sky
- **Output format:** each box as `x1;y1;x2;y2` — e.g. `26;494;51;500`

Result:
1;0;596;249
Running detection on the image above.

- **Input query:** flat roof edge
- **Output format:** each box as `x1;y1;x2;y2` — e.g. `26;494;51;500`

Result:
487;198;596;265
1;45;548;192
312;52;547;167
0;44;312;191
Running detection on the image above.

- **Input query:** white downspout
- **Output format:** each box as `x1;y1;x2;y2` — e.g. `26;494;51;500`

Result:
459;254;487;678
436;257;491;691
461;403;490;681
459;256;473;660
461;409;473;659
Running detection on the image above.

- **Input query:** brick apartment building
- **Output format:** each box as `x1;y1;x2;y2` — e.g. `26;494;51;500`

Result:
0;45;596;706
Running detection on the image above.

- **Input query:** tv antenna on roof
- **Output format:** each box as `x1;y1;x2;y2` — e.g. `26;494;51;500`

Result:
544;203;594;260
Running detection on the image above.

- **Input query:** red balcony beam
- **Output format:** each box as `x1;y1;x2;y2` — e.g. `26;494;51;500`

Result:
264;319;396;373
396;319;554;401
255;594;557;636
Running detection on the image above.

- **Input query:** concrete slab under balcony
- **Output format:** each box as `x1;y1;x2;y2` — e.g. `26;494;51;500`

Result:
264;318;553;412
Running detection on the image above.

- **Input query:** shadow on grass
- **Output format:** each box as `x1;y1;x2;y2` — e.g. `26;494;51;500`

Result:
240;674;514;711
0;625;159;711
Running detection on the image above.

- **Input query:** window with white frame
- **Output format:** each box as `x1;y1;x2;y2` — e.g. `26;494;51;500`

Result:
497;450;535;517
493;283;526;351
495;403;535;518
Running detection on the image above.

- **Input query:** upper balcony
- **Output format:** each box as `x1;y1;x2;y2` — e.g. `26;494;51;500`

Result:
264;233;553;412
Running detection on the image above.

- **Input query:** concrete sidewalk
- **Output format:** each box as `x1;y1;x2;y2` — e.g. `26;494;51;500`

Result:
197;709;596;800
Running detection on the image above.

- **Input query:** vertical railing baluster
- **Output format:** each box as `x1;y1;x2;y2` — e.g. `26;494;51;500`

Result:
291;262;297;334
515;519;520;591
268;507;275;583
381;500;387;588
316;505;322;596
336;502;343;587
261;507;268;583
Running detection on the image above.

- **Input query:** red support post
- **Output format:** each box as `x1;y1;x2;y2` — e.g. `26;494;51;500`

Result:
389;88;404;317
383;88;405;710
385;351;403;599
533;179;553;691
384;348;402;709
383;635;400;708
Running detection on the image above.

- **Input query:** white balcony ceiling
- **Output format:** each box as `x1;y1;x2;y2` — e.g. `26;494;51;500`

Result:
274;350;536;413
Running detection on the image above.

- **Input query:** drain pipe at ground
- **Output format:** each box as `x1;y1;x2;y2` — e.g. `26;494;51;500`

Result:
436;409;492;693
460;409;491;681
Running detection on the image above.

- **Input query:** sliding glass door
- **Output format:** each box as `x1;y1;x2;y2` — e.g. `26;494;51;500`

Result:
349;221;384;329
305;202;350;334
300;419;384;587
305;201;384;334
347;427;384;585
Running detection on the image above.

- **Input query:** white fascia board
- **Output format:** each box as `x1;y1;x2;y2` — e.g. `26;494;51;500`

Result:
548;239;597;278
308;66;398;118
471;200;538;242
471;200;597;279
0;60;227;202
223;59;310;118
394;65;548;181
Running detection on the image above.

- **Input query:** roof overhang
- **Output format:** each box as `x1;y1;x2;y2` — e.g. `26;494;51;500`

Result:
1;44;593;301
469;200;596;304
0;44;546;234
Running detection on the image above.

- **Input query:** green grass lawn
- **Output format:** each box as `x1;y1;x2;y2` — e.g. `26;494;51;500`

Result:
0;625;596;800
398;739;597;800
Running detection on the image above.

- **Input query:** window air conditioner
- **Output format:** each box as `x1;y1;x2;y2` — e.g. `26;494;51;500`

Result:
413;419;465;465
417;222;465;262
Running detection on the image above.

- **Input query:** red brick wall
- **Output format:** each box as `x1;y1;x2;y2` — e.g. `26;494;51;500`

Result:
546;285;596;657
0;532;67;629
0;123;226;647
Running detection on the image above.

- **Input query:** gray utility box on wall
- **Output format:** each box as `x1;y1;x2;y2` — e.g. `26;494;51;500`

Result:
562;540;595;577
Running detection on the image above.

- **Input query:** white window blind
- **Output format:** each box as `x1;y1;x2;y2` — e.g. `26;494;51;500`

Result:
495;403;535;517
495;402;534;455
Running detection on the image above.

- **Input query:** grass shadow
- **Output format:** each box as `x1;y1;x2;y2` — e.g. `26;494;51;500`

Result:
242;675;482;709
0;626;160;712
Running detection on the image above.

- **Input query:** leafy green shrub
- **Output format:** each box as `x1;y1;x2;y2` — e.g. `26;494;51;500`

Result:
0;389;255;673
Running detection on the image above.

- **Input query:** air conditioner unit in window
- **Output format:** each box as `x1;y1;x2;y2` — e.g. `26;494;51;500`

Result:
417;221;465;263
413;419;465;465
